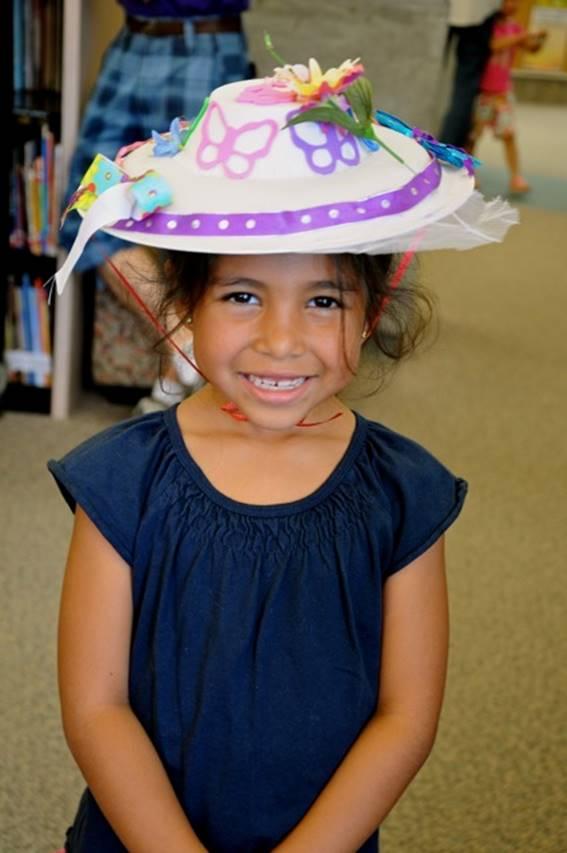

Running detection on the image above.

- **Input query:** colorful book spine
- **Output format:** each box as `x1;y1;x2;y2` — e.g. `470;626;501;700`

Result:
21;274;37;384
50;142;63;253
13;0;25;92
35;277;53;357
41;125;52;254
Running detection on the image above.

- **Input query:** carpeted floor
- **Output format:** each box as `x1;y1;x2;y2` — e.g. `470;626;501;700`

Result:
2;127;566;851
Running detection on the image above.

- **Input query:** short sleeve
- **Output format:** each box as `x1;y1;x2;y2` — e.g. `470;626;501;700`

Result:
47;412;170;565
366;423;468;576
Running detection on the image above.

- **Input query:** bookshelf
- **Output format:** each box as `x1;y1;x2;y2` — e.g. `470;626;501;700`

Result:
4;0;62;414
3;0;86;418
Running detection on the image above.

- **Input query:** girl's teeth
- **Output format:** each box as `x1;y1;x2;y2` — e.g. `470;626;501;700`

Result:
247;374;306;390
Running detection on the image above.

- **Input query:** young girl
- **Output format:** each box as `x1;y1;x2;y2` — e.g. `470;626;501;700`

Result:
468;0;547;194
50;51;517;852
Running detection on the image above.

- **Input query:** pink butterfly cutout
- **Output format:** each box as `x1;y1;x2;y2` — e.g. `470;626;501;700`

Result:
196;102;279;180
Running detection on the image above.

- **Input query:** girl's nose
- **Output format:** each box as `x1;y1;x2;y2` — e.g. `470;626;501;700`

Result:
254;309;305;359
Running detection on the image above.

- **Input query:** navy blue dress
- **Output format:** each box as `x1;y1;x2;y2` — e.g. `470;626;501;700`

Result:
48;407;467;852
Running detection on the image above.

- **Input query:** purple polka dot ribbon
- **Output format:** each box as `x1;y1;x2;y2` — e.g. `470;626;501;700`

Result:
112;158;441;239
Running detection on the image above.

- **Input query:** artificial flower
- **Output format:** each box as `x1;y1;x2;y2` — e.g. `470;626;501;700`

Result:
152;117;191;157
285;78;408;167
273;57;364;104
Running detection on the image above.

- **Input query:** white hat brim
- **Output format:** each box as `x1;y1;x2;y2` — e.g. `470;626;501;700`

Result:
103;157;475;255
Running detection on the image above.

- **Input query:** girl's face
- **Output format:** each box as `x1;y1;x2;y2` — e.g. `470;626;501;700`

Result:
191;253;367;432
501;0;518;15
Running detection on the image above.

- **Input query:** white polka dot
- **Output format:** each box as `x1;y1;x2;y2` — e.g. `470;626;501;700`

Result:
356;206;366;215
410;187;419;196
218;219;230;230
145;219;153;228
301;214;312;224
423;178;431;185
380;199;391;209
191;219;201;229
245;219;256;229
328;209;340;219
166;219;178;230
125;220;134;228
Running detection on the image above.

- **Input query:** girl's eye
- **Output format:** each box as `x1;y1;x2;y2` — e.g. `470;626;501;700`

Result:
223;292;260;305
308;295;343;310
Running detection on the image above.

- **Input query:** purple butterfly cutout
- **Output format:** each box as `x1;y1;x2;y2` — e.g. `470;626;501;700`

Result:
287;109;360;175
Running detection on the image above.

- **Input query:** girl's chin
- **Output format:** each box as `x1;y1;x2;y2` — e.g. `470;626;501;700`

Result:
228;397;343;433
208;377;342;429
233;402;313;431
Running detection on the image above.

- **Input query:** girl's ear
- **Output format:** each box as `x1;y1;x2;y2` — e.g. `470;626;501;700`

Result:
161;299;193;339
363;313;380;340
173;303;193;334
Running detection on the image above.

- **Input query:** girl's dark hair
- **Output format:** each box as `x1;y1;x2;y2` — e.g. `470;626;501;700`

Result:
334;253;433;364
151;249;433;378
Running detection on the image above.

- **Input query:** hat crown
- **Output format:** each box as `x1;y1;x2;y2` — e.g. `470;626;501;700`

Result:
182;79;372;181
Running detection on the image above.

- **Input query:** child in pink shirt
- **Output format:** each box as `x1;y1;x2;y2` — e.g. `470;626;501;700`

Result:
469;0;546;194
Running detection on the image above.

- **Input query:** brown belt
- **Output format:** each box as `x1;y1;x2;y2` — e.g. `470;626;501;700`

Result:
125;14;242;37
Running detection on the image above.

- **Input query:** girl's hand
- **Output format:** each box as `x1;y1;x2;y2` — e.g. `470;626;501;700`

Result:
524;30;547;52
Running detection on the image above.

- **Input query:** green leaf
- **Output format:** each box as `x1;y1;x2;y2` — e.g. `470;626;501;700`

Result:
344;77;374;125
264;32;288;67
182;97;210;146
371;132;409;167
285;103;360;136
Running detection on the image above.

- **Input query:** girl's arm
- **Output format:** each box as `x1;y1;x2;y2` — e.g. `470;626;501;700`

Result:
272;536;449;853
491;29;546;52
58;507;207;853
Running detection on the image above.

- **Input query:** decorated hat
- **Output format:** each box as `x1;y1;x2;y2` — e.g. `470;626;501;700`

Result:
55;46;517;294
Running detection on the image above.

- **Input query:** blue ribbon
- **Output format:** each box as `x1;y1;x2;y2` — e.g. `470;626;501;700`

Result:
375;110;480;174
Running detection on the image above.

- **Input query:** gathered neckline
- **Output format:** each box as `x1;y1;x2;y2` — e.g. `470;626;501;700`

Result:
164;405;368;517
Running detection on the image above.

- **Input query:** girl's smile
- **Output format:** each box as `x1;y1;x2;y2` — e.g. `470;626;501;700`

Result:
240;372;312;403
189;253;367;432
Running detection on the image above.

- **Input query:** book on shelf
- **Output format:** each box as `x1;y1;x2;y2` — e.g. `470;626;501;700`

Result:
4;274;53;389
10;126;62;256
12;0;63;93
12;0;25;93
22;274;38;384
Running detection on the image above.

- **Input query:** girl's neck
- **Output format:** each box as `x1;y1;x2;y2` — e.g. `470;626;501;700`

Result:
183;385;350;445
175;389;357;505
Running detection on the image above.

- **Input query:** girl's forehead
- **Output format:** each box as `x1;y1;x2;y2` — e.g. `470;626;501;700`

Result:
212;253;339;283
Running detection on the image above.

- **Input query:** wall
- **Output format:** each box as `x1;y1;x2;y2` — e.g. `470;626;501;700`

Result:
245;0;450;130
82;0;123;106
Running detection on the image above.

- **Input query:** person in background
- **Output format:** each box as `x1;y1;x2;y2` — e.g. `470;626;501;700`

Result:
439;0;501;148
468;0;546;194
59;0;253;413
